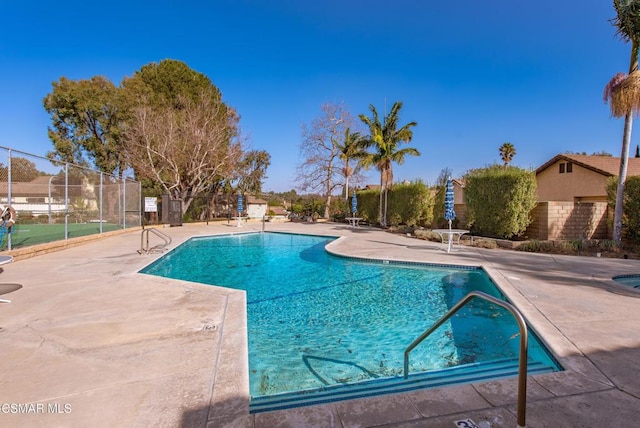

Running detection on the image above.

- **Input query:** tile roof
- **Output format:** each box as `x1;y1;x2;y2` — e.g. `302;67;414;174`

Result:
535;154;640;177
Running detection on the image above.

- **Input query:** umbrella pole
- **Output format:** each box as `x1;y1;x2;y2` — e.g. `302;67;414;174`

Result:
447;219;452;253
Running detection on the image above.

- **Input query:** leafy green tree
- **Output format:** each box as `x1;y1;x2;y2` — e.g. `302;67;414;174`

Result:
2;157;42;182
42;60;255;218
121;59;218;109
603;0;640;244
464;165;537;238
235;150;271;195
499;142;516;167
607;175;640;241
359;101;420;227
43;76;125;176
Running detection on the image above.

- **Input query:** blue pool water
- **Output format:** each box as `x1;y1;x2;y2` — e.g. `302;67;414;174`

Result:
141;232;560;400
612;274;640;289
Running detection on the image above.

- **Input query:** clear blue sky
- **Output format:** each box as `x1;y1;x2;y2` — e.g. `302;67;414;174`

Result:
0;0;634;192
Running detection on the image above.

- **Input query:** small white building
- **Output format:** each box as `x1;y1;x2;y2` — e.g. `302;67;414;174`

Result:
246;197;268;219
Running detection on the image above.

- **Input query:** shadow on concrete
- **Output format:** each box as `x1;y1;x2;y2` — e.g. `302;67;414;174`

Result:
179;342;640;427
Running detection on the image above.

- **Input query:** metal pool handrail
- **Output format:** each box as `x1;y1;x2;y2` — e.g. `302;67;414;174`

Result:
403;291;529;428
138;228;172;254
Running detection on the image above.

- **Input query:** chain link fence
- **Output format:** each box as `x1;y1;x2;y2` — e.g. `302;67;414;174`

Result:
0;146;141;250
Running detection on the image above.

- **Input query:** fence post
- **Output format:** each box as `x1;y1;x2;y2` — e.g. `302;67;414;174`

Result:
122;177;126;229
138;181;142;227
64;163;69;240
99;172;103;233
48;175;55;225
6;149;12;250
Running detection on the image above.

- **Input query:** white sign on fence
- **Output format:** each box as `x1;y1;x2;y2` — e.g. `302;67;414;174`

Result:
144;197;158;213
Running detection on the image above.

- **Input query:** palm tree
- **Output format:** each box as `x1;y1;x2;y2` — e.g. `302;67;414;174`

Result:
603;0;640;244
337;128;367;200
359;101;420;227
499;142;516;167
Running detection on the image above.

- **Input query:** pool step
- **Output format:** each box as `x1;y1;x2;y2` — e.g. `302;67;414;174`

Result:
249;358;556;413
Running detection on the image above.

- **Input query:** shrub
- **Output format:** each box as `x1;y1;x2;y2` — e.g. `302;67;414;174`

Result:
329;197;348;219
414;229;442;241
517;240;554;252
387;181;434;227
357;181;434;227
607;175;640;242
471;238;498;249
569;239;585;252
464;165;537;239
598;239;617;250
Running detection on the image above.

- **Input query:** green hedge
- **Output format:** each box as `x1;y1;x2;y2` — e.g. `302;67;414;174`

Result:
464;166;537;239
607;175;640;242
351;181;435;227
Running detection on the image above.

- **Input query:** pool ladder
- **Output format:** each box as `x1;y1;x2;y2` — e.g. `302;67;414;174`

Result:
404;291;529;428
138;228;172;254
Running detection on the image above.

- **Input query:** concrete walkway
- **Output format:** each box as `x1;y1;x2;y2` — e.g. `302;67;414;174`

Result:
0;221;639;427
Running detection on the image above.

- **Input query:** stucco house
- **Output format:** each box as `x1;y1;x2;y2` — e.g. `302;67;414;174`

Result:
535;154;640;202
0;175;66;216
451;154;640;240
529;154;640;240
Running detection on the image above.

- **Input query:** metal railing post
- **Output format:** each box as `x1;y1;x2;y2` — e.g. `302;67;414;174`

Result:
122;177;126;229
6;149;12;250
48;175;55;225
138;181;142;227
99;172;103;233
64;163;69;240
403;291;529;428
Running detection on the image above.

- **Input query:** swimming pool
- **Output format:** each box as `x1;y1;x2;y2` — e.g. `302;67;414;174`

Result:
612;274;640;289
141;232;561;409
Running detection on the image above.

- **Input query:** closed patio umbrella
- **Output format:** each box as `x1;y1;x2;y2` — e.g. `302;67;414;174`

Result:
351;191;357;215
444;179;456;252
236;193;243;227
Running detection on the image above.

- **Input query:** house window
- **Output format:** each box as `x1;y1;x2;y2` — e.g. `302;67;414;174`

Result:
559;162;573;174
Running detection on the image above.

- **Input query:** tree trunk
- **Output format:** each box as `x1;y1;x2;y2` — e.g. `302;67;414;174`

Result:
613;39;639;244
324;194;331;219
343;159;349;200
345;171;350;200
614;112;633;243
378;173;385;227
384;187;388;227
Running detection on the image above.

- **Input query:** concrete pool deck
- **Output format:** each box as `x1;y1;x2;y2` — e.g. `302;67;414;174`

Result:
0;221;639;427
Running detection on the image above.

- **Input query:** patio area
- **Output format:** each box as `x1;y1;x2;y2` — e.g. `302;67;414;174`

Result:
0;221;639;427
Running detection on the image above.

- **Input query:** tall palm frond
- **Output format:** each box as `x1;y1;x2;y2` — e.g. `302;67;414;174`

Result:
358;101;420;227
499;142;516;167
337;128;367;199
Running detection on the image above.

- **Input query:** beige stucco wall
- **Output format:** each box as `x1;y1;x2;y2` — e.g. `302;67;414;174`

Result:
247;203;267;219
536;160;609;202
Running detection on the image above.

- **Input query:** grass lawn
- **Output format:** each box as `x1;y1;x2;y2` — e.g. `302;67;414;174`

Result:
2;222;123;249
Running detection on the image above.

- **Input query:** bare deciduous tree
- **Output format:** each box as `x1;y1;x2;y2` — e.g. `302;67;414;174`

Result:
296;102;354;218
124;92;242;214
